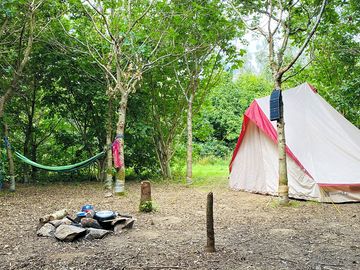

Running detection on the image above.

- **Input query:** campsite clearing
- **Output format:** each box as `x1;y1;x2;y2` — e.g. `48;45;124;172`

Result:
0;181;359;270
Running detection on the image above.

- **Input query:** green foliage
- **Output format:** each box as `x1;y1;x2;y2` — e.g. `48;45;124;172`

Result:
285;0;360;127
139;200;155;213
0;0;358;186
192;72;272;159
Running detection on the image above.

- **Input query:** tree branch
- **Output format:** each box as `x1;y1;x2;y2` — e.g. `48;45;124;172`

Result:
282;57;314;82
229;1;268;39
82;4;113;44
84;0;114;42
126;0;154;37
279;0;328;76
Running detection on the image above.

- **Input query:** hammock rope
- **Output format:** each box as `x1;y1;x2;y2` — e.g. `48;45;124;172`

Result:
4;137;109;173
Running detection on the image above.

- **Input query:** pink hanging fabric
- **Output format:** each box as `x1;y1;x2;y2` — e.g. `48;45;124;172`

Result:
112;139;122;168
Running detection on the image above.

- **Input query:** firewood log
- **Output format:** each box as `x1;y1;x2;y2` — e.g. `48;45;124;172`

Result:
39;214;51;224
49;209;68;221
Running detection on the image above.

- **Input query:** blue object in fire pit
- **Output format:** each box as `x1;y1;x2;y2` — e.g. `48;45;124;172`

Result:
81;204;94;213
77;211;87;217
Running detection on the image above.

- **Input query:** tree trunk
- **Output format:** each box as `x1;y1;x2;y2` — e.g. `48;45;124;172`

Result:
0;5;35;119
186;94;194;185
98;158;107;182
161;156;172;179
275;79;289;205
157;148;172;180
4;123;15;192
105;97;114;192
0;4;35;188
153;135;172;179
114;93;127;195
23;81;37;183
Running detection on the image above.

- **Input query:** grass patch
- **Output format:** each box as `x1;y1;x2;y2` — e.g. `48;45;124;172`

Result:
174;156;230;188
267;199;303;208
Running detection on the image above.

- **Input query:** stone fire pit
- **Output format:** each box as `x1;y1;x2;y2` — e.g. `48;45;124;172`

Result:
36;207;135;242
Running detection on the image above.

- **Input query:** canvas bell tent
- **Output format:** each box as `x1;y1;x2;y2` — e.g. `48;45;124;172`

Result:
229;83;360;203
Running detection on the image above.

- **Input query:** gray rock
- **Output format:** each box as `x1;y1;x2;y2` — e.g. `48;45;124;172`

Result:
81;218;101;229
122;218;135;229
85;228;111;240
37;223;55;237
50;217;72;228
54;224;86;241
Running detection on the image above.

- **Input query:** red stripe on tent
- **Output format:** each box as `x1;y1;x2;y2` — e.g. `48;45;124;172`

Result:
229;100;312;179
307;82;317;93
229;114;250;172
318;183;360;187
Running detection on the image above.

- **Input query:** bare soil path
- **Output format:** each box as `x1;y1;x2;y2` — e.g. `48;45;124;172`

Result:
0;181;359;270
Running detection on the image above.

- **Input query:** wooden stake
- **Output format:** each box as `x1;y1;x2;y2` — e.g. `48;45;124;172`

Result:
140;181;152;205
205;192;215;252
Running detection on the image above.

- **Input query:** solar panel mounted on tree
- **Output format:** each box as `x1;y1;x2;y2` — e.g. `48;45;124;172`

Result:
270;89;283;122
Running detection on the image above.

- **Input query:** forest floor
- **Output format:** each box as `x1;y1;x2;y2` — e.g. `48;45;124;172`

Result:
0;179;360;270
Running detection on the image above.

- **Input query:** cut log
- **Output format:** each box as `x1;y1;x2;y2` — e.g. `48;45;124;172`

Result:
40;210;69;223
39;214;51;224
49;209;68;221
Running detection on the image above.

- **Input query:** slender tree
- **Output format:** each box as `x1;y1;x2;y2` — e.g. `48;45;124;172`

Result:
0;0;43;190
230;0;328;204
172;0;241;184
64;0;174;194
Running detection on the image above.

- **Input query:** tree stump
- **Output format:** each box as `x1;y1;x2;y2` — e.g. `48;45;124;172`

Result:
205;192;215;252
139;181;152;212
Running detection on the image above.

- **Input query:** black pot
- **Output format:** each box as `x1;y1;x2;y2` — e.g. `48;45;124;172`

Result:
94;210;117;222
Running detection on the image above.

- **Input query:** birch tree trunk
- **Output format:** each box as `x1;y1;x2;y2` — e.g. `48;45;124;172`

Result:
230;0;327;206
114;93;128;195
275;79;289;205
186;93;194;185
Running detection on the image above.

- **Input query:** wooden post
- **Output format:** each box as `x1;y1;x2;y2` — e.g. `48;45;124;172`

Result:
205;192;215;252
139;181;153;212
140;181;152;204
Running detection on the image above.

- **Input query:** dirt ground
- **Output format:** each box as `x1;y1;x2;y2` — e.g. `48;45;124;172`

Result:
0;181;360;270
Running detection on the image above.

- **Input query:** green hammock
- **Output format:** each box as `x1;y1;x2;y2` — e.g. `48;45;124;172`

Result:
14;151;106;172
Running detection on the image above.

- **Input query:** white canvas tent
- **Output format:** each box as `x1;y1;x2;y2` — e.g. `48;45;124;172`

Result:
229;82;360;202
